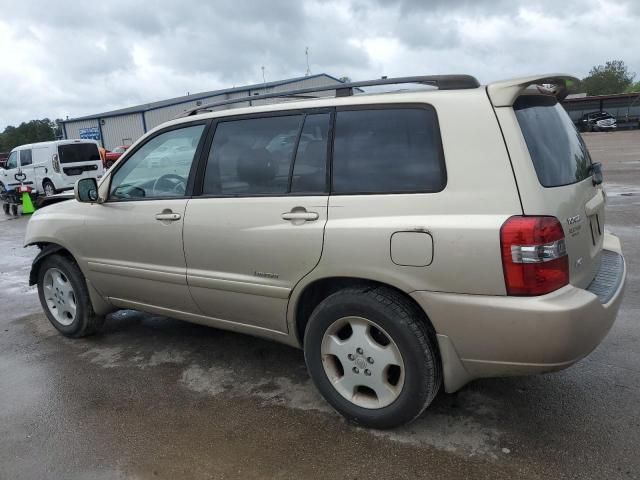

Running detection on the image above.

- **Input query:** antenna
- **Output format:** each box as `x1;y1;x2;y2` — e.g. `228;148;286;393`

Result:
305;47;311;76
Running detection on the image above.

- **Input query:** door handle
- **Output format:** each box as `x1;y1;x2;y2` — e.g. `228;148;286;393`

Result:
155;212;181;221
282;210;319;222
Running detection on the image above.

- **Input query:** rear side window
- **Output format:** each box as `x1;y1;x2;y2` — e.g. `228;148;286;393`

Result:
203;115;303;195
514;96;592;187
332;108;445;194
58;143;101;164
20;149;32;166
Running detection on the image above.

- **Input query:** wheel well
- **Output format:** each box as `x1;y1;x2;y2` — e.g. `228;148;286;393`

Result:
294;277;436;345
42;178;54;188
28;243;76;285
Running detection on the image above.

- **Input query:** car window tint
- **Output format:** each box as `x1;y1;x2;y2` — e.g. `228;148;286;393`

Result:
515;95;592;187
332;108;445;194
58;143;101;163
290;113;330;194
20;149;32;166
110;124;205;200
203;115;303;195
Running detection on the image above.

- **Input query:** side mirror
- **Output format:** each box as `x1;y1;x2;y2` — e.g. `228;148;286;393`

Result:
75;178;100;203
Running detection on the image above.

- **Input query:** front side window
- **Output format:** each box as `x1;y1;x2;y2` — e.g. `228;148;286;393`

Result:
6;151;18;170
202;115;303;195
332;108;445;194
109;124;205;200
515;95;592;187
20;149;32;166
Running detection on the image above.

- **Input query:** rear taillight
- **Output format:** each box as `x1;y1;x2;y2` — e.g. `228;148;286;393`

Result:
500;216;569;296
52;154;60;173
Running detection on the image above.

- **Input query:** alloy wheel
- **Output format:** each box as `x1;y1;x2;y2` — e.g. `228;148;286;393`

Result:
321;316;405;409
43;268;77;326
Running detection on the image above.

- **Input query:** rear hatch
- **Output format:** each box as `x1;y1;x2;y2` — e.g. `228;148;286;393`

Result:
513;94;604;288
58;141;103;177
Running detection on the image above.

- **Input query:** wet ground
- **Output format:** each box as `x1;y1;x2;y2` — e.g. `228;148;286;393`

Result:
1;130;639;479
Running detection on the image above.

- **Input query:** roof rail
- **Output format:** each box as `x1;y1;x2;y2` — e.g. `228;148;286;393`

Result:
182;74;480;117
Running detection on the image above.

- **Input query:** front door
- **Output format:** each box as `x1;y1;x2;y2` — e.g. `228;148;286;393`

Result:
183;111;332;332
1;151;20;191
17;149;36;189
79;122;208;313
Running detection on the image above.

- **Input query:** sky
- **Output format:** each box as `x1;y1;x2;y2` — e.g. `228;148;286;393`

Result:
0;0;639;130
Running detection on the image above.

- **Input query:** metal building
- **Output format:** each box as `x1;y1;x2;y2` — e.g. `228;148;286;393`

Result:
61;74;344;150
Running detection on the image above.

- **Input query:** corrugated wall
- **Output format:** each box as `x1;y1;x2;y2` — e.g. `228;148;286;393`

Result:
102;114;145;150
64;119;100;141
64;75;342;148
143;94;227;130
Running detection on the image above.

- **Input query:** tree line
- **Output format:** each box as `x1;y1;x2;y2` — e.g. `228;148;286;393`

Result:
1;60;639;152
0;119;63;153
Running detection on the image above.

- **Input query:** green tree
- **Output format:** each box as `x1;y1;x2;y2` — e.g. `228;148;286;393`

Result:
0;119;57;152
625;81;640;93
581;60;635;95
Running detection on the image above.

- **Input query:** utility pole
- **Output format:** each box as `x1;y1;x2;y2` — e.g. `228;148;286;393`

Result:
305;47;311;76
261;66;266;85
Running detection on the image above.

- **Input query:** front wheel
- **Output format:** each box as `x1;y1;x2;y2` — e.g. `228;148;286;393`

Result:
304;286;441;429
37;254;105;337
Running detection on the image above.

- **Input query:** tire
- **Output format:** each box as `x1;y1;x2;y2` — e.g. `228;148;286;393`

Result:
304;286;441;429
105;160;114;169
11;204;18;216
3;203;9;215
43;180;56;197
36;254;105;338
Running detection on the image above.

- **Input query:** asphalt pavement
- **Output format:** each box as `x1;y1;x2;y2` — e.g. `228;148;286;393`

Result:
1;130;639;479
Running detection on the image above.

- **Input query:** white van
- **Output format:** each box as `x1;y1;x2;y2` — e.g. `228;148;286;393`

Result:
0;140;104;196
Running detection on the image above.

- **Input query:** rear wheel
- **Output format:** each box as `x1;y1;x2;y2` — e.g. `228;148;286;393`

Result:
37;254;105;337
43;180;55;197
304;286;441;429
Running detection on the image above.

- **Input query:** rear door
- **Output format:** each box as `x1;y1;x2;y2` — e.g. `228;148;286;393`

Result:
183;110;331;332
57;141;104;188
497;95;604;288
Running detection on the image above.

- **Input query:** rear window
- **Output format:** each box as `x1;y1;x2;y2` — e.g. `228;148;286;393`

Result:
332;108;445;194
515;95;592;187
58;143;100;164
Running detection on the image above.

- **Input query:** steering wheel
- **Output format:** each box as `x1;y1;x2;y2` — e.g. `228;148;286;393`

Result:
152;173;186;196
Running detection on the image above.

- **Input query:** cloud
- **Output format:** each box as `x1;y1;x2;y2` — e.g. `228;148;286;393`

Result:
0;0;638;129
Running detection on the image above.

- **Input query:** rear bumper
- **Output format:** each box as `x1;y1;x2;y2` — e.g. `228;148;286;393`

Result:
412;233;626;392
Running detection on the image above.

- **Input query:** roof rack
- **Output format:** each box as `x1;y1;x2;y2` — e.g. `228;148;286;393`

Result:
182;74;480;117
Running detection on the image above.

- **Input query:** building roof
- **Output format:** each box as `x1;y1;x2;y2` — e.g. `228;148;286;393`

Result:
64;73;343;123
563;91;640;103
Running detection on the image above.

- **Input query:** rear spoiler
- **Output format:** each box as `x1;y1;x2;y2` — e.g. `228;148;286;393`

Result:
487;74;579;107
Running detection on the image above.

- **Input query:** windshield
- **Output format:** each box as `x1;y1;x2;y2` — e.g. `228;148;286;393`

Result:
515;95;592;187
58;143;100;164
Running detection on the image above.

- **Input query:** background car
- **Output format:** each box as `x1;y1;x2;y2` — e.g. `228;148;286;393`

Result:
104;145;129;168
0;152;8;168
579;111;617;132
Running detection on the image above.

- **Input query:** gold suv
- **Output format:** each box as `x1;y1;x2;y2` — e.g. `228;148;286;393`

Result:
25;74;626;428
